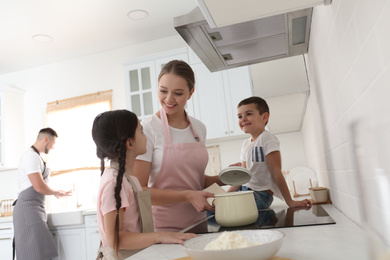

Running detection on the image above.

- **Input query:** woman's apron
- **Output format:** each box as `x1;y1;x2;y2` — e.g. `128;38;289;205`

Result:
96;162;154;260
13;148;58;260
152;108;209;232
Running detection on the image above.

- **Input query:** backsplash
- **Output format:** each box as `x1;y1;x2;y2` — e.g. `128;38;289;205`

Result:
302;0;390;225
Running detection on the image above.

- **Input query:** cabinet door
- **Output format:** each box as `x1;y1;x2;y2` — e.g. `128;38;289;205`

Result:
191;63;230;139
124;61;159;121
85;227;100;260
52;228;87;260
222;66;253;136
0;235;13;260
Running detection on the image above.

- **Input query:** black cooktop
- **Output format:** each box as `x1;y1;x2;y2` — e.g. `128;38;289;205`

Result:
181;205;335;234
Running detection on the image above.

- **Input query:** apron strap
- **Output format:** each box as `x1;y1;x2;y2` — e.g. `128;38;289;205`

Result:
31;145;46;175
159;107;201;144
109;161;154;233
12;237;15;260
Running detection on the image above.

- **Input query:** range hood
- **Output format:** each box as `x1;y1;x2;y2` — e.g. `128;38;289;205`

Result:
174;7;313;72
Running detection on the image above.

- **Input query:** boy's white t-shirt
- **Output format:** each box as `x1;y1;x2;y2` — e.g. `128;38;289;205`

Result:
240;130;283;200
17;148;47;196
136;114;207;186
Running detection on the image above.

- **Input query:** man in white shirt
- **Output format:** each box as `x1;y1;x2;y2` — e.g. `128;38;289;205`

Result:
13;128;72;260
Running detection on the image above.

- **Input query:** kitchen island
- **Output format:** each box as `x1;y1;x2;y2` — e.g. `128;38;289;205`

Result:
128;205;371;260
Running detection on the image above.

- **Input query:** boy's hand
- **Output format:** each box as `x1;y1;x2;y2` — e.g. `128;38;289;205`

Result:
229;162;242;167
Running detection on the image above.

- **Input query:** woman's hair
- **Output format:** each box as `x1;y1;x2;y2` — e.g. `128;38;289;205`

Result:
92;109;138;254
158;60;195;91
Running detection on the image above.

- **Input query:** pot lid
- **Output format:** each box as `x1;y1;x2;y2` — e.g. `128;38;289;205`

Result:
219;166;252;185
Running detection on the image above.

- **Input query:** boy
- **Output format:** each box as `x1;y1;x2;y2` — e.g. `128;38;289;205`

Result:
228;96;311;209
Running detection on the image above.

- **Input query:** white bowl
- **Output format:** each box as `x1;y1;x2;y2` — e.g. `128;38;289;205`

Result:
183;230;285;260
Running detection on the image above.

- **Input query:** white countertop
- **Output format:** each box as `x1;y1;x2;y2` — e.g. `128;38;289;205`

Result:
128;205;371;260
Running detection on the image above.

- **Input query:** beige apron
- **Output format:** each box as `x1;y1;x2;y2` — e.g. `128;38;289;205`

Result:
96;162;154;260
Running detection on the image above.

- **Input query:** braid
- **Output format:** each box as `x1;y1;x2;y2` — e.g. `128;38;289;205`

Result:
91;109;139;255
113;140;127;254
100;159;105;176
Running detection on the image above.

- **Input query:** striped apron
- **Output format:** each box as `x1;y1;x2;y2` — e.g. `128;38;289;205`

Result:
13;167;58;260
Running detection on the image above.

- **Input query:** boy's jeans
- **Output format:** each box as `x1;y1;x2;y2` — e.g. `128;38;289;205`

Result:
241;186;273;210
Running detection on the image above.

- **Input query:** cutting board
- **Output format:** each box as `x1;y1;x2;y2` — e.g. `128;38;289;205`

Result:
203;183;226;206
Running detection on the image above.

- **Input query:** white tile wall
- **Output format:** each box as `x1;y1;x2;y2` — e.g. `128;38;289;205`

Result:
302;0;390;225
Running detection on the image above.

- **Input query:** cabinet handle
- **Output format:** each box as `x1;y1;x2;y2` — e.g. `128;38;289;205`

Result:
0;227;12;231
0;237;12;240
225;131;228;134
95;231;99;233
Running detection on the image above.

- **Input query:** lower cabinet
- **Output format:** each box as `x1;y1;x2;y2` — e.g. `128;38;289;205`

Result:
51;226;87;260
84;214;100;259
0;221;14;260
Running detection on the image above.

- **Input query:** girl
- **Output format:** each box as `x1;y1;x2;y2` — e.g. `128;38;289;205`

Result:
92;110;195;259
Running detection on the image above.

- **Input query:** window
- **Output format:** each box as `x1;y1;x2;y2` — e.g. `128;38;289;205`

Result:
45;91;112;212
46;90;112;174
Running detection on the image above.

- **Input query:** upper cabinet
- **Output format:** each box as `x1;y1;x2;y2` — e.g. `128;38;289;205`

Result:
123;49;253;140
0;86;25;168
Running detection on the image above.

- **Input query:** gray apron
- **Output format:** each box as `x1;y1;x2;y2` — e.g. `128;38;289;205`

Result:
96;162;154;260
13;166;58;260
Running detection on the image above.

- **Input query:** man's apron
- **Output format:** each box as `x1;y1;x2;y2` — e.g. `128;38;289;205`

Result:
13;165;58;260
96;162;154;260
151;108;209;232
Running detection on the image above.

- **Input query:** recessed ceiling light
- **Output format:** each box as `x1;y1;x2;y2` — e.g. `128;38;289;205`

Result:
127;9;149;20
32;34;53;43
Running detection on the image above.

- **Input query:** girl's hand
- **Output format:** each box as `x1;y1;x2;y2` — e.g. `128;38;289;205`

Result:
157;232;197;244
186;191;215;212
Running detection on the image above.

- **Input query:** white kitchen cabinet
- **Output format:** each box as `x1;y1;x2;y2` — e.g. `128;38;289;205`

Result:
84;214;100;260
191;64;253;139
0;86;24;167
0;92;4;166
0;221;14;260
191;62;229;139
221;66;254;136
51;226;87;260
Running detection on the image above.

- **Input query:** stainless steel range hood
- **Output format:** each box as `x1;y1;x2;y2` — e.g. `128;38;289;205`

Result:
174;7;312;72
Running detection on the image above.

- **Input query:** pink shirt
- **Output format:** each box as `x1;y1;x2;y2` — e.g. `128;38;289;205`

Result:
97;167;142;247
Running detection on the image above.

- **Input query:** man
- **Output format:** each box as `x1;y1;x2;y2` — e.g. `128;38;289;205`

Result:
13;128;72;260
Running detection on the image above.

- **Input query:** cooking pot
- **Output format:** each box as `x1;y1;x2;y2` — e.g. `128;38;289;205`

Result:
204;166;259;227
214;190;258;227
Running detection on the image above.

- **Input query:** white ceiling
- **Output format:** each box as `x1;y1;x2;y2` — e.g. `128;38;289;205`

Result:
1;0;309;134
0;0;197;75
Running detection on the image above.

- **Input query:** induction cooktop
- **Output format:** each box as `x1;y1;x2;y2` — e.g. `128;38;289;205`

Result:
181;205;335;234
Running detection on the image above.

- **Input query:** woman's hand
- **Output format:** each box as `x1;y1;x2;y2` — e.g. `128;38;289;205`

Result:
156;232;197;244
186;190;215;212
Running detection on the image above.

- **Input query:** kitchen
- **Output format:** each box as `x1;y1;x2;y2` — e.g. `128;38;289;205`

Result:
0;0;389;259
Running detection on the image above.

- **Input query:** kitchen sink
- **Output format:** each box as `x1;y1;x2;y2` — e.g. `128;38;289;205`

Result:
47;209;84;227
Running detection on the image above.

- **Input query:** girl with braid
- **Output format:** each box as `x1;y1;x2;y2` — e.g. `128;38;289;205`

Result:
92;110;196;260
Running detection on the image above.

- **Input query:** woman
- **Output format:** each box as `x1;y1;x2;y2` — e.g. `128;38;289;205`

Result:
134;60;223;232
92;110;195;259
